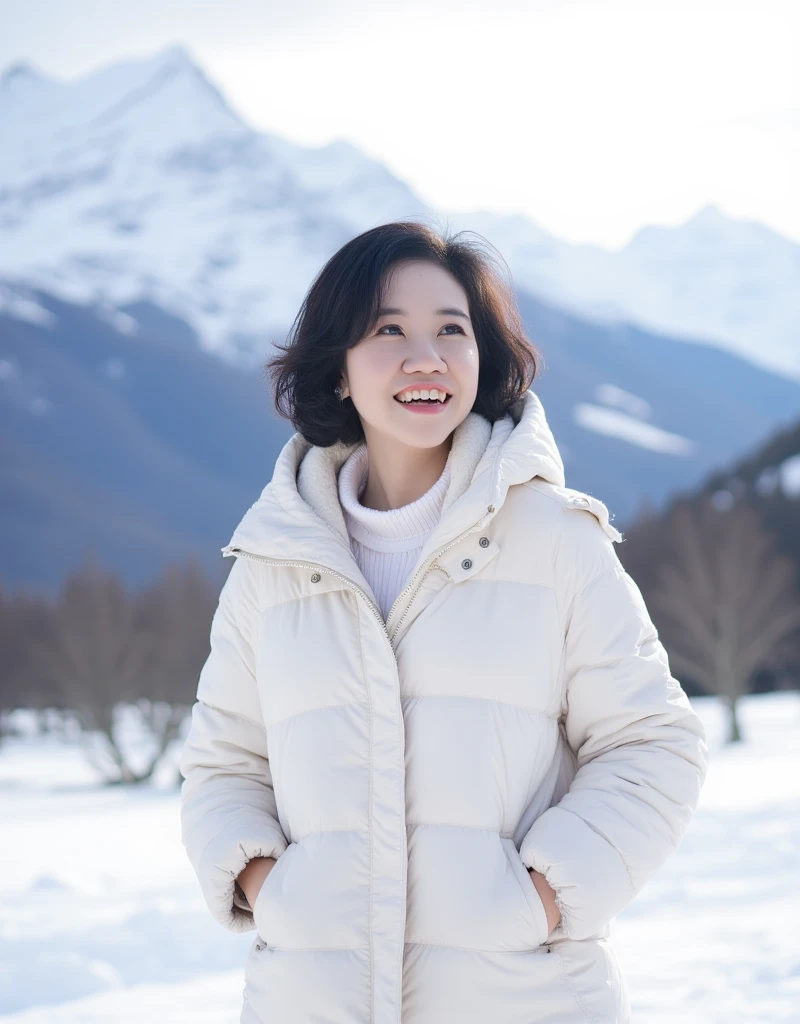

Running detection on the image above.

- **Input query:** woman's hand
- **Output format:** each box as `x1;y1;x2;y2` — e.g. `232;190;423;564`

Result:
237;856;277;909
528;867;561;936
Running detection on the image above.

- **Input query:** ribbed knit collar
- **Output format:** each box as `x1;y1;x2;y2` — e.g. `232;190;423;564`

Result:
339;442;452;553
224;390;574;572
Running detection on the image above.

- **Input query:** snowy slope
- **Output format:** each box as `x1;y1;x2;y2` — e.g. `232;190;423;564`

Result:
3;281;800;593
0;691;798;1022
1;45;798;379
451;204;800;380
0;47;433;366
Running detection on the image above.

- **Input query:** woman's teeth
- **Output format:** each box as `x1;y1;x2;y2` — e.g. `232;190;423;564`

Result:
394;389;450;404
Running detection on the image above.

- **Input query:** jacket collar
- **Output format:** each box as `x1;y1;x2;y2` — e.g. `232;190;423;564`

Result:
222;388;565;585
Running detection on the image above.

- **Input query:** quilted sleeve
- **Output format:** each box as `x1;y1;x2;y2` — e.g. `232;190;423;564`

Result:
519;506;709;941
179;555;289;933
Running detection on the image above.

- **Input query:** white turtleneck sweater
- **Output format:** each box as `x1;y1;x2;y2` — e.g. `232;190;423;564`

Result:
337;442;451;621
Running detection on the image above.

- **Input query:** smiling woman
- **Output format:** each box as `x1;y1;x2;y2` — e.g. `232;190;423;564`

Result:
179;219;708;1024
266;220;539;448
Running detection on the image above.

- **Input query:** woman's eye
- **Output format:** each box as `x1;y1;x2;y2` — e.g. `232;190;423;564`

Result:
376;323;465;336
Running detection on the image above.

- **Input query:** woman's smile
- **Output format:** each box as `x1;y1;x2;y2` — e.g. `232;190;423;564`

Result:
393;391;454;414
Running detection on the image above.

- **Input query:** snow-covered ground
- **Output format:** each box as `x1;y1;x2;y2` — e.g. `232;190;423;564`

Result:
1;691;798;1022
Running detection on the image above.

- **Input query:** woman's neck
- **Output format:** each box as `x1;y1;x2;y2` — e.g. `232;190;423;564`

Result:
358;434;453;511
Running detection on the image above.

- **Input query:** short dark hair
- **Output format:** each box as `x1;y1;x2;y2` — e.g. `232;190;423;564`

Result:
264;219;541;447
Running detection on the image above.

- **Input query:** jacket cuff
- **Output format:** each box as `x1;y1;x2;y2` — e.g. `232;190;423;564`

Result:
197;822;288;933
520;805;634;941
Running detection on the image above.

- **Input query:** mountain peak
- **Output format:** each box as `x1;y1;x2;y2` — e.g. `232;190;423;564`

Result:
155;43;194;64
622;201;734;253
0;43;249;195
687;202;728;226
145;43;202;77
0;60;48;91
115;43;246;132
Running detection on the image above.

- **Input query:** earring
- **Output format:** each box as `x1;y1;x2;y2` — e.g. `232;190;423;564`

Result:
334;386;344;401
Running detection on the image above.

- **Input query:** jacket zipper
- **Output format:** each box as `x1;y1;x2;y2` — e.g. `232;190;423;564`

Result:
386;502;496;643
225;500;498;997
223;502;496;649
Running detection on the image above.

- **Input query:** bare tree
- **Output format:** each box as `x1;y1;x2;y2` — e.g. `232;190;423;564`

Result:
652;496;800;742
0;585;15;741
7;553;222;784
0;584;59;740
134;557;218;783
30;554;156;783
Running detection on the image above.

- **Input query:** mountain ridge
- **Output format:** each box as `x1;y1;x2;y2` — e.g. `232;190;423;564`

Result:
1;44;798;378
3;282;799;593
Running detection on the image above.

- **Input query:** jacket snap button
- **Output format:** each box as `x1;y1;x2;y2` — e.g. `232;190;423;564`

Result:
310;572;321;582
479;536;490;547
461;558;473;570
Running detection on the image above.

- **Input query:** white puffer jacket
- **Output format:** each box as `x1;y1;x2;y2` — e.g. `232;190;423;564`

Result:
179;388;708;1024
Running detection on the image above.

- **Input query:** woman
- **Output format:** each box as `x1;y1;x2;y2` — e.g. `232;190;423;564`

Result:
179;221;708;1024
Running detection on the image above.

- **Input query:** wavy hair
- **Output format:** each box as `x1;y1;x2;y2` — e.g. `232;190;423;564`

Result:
264;219;541;446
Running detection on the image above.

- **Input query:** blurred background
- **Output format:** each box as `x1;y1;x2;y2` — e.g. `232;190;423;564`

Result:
1;0;799;1020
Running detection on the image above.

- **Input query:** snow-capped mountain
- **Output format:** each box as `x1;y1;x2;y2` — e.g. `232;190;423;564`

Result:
0;46;435;365
446;204;800;380
4;279;800;592
1;44;799;379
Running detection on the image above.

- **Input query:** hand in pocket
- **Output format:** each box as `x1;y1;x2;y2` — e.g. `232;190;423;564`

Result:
527;867;561;936
237;856;277;910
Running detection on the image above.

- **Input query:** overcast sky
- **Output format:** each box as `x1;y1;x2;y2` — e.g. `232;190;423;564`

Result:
2;0;798;249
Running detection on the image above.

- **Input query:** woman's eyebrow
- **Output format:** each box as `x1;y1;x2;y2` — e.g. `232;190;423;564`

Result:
377;306;471;321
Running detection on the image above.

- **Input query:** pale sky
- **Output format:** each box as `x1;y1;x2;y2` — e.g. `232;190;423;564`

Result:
2;0;798;249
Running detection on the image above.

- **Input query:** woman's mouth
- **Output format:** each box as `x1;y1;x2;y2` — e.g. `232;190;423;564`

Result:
393;392;453;414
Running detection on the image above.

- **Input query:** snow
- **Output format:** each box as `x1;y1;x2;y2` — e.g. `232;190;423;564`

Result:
3;47;799;378
756;466;781;497
0;691;798;1021
779;454;800;498
594;383;653;420
755;455;800;499
573;402;697;455
0;284;57;329
448;201;800;382
0;46;426;367
0;46;241;189
613;692;800;1023
711;489;737;511
95;304;139;336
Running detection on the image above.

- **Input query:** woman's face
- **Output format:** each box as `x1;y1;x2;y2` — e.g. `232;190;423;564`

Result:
340;260;480;451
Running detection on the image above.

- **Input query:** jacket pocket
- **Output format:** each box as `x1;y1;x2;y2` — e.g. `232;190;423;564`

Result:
500;836;550;948
546;936;631;1022
252;840;297;946
250;830;371;951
